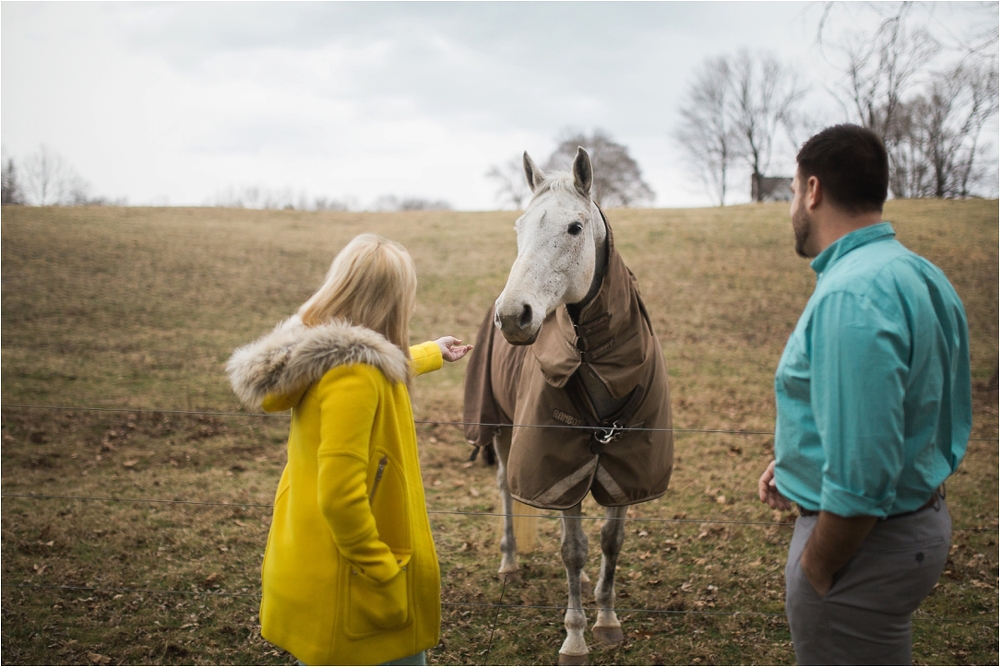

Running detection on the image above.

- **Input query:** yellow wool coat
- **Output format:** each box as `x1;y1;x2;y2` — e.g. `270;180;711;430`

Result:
227;316;443;665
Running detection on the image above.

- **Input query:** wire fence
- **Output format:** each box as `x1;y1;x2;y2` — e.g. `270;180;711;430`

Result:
5;402;997;441
2;492;997;532
4;582;988;625
3;401;998;661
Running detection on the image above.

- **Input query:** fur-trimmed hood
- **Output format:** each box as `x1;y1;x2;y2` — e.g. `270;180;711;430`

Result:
227;315;409;410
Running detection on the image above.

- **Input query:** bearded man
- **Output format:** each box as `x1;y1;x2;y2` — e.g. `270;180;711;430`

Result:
758;124;972;665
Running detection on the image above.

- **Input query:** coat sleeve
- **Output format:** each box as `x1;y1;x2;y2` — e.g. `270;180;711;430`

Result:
314;365;400;584
410;342;443;376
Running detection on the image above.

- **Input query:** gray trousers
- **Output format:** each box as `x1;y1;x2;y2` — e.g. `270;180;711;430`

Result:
785;500;951;665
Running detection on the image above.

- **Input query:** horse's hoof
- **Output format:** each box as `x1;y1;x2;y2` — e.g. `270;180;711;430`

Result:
498;570;521;583
557;652;588;666
592;625;624;645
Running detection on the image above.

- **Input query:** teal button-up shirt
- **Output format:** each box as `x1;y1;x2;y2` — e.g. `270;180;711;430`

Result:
774;222;971;518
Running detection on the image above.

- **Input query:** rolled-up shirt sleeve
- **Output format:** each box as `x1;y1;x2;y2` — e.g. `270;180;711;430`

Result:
809;291;909;518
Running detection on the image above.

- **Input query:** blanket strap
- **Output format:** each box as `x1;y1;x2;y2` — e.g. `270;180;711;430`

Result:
566;376;647;455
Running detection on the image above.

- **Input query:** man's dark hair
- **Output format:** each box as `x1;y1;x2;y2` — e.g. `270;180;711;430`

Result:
796;124;888;214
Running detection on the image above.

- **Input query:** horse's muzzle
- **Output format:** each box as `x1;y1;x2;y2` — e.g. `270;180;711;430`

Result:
494;301;541;345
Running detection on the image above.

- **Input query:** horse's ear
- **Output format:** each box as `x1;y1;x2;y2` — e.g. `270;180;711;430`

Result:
572;147;593;199
523;151;546;192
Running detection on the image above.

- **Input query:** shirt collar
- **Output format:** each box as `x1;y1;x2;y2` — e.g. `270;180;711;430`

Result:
809;221;895;275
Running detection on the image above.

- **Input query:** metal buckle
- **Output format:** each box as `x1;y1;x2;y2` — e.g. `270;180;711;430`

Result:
595;422;624;445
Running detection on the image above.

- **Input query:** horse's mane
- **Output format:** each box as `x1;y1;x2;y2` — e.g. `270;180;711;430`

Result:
526;172;590;207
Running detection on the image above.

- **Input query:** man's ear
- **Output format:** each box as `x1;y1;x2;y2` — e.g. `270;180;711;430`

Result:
806;175;823;210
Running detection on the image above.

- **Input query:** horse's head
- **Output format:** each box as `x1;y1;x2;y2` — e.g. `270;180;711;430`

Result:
494;147;605;345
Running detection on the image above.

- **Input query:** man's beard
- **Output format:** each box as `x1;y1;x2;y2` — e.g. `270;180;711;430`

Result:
792;202;812;258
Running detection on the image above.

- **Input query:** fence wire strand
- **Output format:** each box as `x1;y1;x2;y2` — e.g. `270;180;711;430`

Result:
2;493;996;532
4;583;990;624
5;402;996;440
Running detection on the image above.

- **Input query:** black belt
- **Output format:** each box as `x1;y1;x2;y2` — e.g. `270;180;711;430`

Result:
798;489;941;520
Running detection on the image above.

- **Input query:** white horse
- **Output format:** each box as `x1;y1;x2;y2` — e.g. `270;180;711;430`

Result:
465;147;673;665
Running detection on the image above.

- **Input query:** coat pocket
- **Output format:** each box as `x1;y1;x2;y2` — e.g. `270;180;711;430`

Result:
260;481;291;579
347;554;411;638
368;450;411;554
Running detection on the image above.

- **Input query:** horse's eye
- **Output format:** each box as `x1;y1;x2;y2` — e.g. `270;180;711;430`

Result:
568;222;583;236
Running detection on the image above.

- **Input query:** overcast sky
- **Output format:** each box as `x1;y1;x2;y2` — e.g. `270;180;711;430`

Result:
2;1;995;209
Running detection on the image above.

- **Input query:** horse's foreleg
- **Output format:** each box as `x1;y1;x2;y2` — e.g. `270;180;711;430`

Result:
558;503;589;665
592;505;627;645
493;428;519;581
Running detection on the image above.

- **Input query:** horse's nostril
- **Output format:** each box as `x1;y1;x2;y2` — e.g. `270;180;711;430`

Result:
519;304;533;328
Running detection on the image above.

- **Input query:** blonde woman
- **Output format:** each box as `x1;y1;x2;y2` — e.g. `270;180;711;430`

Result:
228;234;471;666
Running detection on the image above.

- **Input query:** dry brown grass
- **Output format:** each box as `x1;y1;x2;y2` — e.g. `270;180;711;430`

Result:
2;201;997;665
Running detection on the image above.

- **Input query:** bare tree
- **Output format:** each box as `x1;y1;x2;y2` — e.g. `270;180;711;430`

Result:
485;156;531;210
545;129;655;208
729;49;808;199
2;152;24;205
951;62;999;197
818;2;998;70
673;56;740;206
833;13;940;147
888;62;999;199
20;145;90;206
818;2;998;199
884;98;928;198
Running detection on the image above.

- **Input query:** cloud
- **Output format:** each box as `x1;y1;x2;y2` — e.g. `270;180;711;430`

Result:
2;2;994;208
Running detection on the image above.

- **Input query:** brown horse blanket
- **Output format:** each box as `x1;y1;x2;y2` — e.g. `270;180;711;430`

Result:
463;221;673;510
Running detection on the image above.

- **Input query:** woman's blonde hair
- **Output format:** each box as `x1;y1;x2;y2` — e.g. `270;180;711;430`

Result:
298;234;417;356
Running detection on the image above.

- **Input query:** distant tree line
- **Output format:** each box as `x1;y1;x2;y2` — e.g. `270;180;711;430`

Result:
370;195;452;212
211;186;451;212
674;2;998;205
211;185;352;211
3;144;454;212
2;145;122;206
486;128;655;210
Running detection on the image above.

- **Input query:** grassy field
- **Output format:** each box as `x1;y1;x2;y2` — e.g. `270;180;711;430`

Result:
1;200;997;665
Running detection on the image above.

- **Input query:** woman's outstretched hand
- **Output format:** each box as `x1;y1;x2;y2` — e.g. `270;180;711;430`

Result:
436;336;473;362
